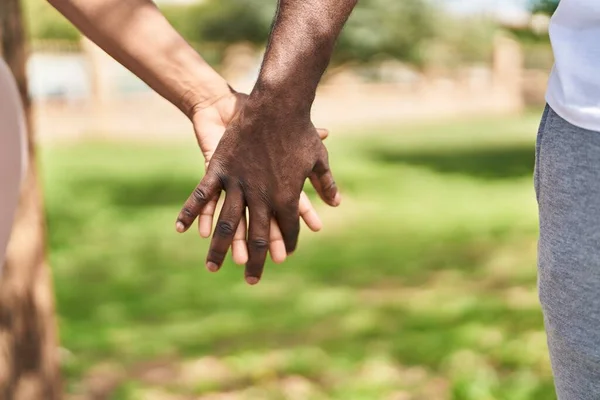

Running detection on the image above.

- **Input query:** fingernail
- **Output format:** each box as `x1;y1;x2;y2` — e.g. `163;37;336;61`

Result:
206;262;220;272
246;276;259;285
176;222;185;233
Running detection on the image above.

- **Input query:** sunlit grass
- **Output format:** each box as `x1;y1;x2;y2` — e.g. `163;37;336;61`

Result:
41;110;555;399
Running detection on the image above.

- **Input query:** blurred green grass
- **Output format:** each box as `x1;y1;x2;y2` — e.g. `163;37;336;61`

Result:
41;111;555;399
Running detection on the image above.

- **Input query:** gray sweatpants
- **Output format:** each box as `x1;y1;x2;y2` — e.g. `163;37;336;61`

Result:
536;105;600;399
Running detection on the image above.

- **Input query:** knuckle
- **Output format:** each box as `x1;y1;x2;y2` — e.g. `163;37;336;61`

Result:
192;187;208;203
215;221;235;237
216;173;229;188
249;239;269;251
323;180;337;193
181;207;194;219
313;161;329;175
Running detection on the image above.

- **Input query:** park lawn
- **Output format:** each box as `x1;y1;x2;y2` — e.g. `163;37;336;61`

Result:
41;110;555;399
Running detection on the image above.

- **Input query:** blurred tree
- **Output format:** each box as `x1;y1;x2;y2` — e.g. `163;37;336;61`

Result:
189;0;274;45
23;0;80;42
335;0;437;66
422;15;496;69
531;0;559;15
163;0;274;50
163;0;437;67
0;0;61;399
21;0;495;69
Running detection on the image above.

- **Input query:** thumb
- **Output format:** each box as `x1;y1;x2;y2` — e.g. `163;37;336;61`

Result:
309;149;341;207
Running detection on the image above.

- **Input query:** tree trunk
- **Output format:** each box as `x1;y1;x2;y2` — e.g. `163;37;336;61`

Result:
0;1;61;399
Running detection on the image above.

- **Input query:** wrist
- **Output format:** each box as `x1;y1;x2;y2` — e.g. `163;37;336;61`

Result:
180;76;234;120
249;76;314;116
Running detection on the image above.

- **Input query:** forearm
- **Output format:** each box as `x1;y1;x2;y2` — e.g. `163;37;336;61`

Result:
251;0;357;111
48;0;231;117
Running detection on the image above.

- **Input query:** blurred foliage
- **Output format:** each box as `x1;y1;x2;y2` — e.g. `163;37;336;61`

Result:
506;1;553;61
42;112;556;399
531;0;559;15
422;15;496;68
334;0;437;66
22;0;497;68
23;0;81;42
163;0;440;66
162;0;275;47
521;41;554;70
163;0;496;68
508;27;550;44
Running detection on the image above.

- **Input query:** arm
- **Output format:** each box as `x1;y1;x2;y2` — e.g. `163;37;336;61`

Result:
253;0;358;112
49;0;331;272
47;0;231;117
177;0;357;285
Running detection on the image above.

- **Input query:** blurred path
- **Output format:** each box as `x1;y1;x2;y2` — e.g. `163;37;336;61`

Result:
33;81;523;143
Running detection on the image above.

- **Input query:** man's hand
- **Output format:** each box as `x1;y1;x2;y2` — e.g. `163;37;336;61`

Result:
188;90;333;271
178;93;340;285
177;0;356;285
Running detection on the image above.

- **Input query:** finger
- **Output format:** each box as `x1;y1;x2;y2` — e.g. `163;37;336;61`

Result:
274;199;300;254
245;204;271;285
177;173;221;232
232;214;248;265
310;150;341;207
198;195;219;238
269;219;287;264
316;128;329;140
299;192;322;232
206;188;244;272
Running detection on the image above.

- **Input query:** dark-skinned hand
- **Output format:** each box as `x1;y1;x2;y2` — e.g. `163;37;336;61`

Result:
176;95;340;285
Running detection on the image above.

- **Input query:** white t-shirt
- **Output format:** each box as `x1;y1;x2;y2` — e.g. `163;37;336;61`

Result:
546;0;600;131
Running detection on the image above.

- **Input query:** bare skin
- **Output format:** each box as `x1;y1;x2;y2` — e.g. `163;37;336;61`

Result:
48;0;333;266
176;0;358;284
190;92;329;264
